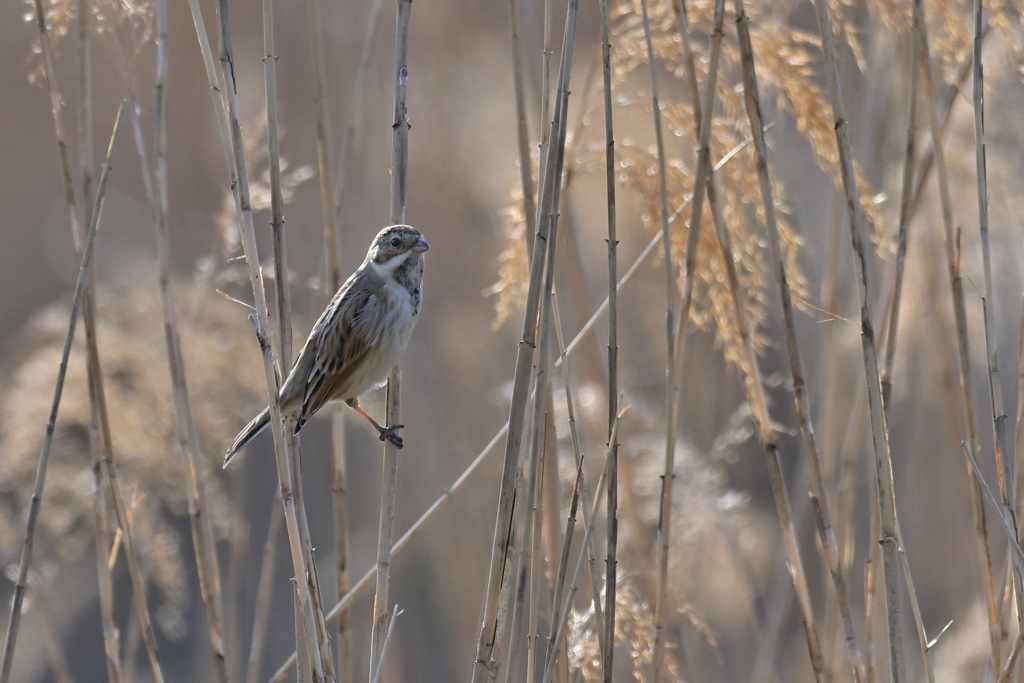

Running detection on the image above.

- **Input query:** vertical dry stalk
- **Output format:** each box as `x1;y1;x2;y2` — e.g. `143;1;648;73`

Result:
545;454;585;681
185;0;335;675
331;413;351;683
368;2;412;680
524;405;556;683
77;1;121;678
810;0;905;680
598;0;618;676
261;0;324;677
549;294;606;665
1015;299;1024;519
505;218;568;680
881;0;922;411
731;2;859;681
537;0;553;218
637;4;675;568
915;0;1000;669
0;103;132;683
247;496;283;683
651;2;724;681
300;0;354;676
505;0;549;667
541;415;619;683
470;0;580;678
150;1;232;678
970;0;1024;655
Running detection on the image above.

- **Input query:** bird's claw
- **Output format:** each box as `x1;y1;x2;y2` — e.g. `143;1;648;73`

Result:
379;424;405;449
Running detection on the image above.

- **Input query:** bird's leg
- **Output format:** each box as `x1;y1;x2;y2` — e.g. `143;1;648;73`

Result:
350;403;404;448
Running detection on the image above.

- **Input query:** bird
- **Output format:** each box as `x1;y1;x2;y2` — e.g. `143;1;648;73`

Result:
224;224;428;468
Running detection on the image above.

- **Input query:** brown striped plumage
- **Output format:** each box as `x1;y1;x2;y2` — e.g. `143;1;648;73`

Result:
224;225;428;467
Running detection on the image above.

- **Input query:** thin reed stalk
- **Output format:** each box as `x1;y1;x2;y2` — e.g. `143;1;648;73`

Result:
637;22;676;657
263;0;326;673
881;0;922;411
537;0;553;224
504;129;568;680
186;0;335;675
634;25;675;667
298;0;355;676
732;2;860;680
0;102;129;683
331;411;351;683
1015;299;1024;519
598;0;618;675
247;495;283;683
545;452;585;681
541;414;620;683
524;402;555;683
810;0;905;679
970;0;1023;660
470;0;580;677
368;2;412;679
915;0;1000;669
551;294;606;658
77;1;120;679
651;2;724;680
148;1;232;677
369;608;401;683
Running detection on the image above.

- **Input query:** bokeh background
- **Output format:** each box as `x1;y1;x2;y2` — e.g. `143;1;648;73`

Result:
4;0;1024;681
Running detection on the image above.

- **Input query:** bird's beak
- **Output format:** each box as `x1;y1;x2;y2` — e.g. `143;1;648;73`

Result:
411;237;430;253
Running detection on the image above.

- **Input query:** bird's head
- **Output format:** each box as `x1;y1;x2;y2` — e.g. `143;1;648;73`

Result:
367;225;429;275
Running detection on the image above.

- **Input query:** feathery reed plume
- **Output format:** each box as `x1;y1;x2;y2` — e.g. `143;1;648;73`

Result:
0;102;127;683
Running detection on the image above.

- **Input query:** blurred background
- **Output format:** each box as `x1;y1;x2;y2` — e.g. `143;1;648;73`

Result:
4;0;1024;681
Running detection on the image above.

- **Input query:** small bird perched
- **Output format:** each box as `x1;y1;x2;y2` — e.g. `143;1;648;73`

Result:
224;224;428;468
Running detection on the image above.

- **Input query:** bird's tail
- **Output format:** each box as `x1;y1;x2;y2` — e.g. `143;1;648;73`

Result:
223;407;271;468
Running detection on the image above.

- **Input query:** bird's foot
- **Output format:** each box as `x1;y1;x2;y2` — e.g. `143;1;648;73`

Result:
378;424;405;449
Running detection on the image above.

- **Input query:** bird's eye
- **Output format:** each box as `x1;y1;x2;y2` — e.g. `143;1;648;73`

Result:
390;237;401;247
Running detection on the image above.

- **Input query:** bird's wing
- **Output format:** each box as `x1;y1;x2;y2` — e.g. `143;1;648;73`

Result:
298;279;385;424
